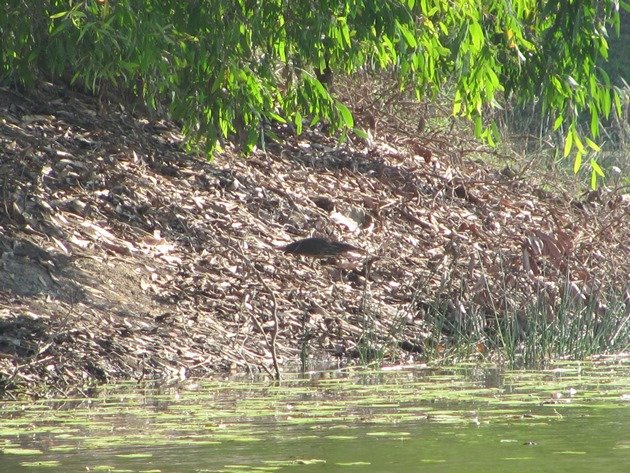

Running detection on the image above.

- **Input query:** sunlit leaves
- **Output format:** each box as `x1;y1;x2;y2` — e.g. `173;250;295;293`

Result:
353;127;369;139
573;150;583;174
474;115;483;137
585;137;601;152
290;112;303;139
398;22;417;48
563;124;575;159
468;21;484;51
453;90;462;115
613;88;623;117
590;159;606;189
336;102;354;128
0;0;623;165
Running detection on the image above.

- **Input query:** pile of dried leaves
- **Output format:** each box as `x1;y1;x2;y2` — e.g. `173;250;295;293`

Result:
1;82;628;397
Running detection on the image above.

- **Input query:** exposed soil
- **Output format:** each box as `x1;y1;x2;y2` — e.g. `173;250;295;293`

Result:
1;82;629;397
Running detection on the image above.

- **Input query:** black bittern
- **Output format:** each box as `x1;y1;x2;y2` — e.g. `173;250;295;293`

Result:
280;237;362;258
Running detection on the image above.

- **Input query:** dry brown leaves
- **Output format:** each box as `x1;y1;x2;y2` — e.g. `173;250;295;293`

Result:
0;83;628;396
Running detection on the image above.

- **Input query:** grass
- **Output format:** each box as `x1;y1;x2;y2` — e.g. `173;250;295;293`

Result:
495;283;630;367
419;273;630;368
350;251;628;369
356;304;386;366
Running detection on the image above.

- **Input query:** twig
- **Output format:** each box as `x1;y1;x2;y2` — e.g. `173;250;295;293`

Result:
247;311;276;379
236;245;282;381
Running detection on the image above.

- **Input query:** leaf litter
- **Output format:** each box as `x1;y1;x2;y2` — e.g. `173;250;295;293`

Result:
0;82;628;396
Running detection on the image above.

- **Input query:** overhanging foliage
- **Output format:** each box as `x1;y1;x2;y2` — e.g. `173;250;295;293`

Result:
0;0;626;181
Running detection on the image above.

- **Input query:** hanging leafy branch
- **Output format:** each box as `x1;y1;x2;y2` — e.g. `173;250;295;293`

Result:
1;0;625;183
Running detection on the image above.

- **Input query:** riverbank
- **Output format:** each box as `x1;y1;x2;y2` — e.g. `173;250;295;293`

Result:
1;82;628;397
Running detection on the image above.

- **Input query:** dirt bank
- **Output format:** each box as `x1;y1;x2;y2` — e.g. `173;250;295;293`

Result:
1;83;628;397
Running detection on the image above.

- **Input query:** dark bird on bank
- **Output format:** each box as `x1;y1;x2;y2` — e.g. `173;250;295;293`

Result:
280;237;363;258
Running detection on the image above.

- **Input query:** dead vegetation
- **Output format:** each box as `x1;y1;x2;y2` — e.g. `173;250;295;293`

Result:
0;81;628;397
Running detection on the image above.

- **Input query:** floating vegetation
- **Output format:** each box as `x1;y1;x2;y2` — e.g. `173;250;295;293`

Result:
19;461;60;468
0;360;628;472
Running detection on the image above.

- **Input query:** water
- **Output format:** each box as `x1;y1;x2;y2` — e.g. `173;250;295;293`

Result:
1;361;628;472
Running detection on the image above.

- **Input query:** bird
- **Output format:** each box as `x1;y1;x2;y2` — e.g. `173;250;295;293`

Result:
280;237;363;258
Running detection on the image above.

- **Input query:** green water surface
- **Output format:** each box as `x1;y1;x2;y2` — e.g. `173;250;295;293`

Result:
0;360;628;472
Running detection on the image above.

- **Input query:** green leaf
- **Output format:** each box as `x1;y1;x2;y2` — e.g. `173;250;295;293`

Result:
572;126;584;153
382;36;396;64
601;88;611;117
245;127;258;153
474;115;482;137
590;159;605;177
585;137;601;152
294;110;303;135
589;74;597;97
573;150;583;174
353;128;369;139
267;112;286;124
613;12;620;36
312;77;329;97
341;23;351;48
599;68;611;87
551;76;564;94
563;131;573;158
277;40;286;62
590;169;597;189
219;117;228;138
490;122;501;145
566;75;579;89
399;24;418;48
469;22;484;50
50;11;68;19
553;115;563;131
613;92;622;118
453;90;462;115
337;102;354;128
589;107;599;137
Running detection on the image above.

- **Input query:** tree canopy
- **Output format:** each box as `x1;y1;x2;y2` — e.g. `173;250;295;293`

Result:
1;0;626;179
